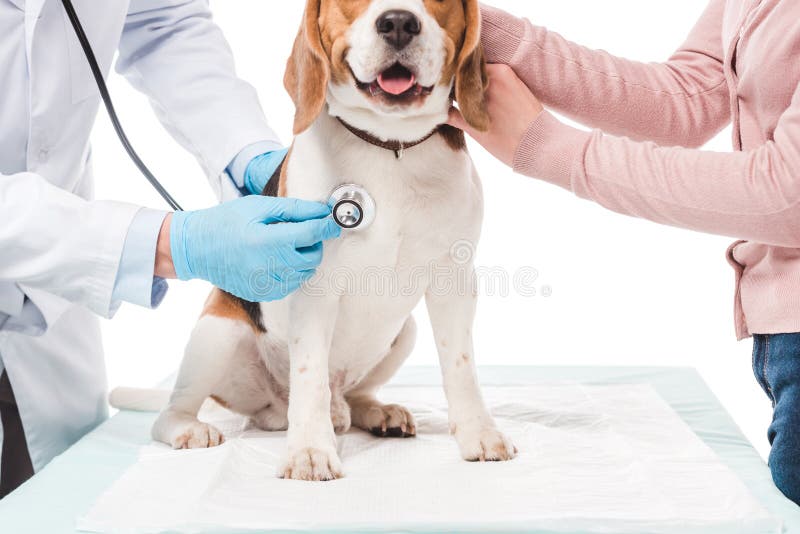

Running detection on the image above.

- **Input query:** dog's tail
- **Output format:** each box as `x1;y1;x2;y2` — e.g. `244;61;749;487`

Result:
109;387;171;412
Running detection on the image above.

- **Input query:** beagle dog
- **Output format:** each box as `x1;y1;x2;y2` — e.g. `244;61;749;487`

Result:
152;0;516;481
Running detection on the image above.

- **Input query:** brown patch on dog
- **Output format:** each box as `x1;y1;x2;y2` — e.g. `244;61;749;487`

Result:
210;395;230;409
461;353;470;362
285;0;331;134
278;145;293;197
425;0;490;130
425;0;467;78
319;1;373;85
437;124;467;151
299;366;308;374
285;0;374;133
453;0;489;131
202;289;264;335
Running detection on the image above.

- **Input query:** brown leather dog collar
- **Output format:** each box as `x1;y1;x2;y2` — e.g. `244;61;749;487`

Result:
336;117;437;159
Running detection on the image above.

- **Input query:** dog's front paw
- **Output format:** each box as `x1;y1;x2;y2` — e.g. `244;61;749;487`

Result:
172;421;224;450
280;447;344;481
454;424;516;462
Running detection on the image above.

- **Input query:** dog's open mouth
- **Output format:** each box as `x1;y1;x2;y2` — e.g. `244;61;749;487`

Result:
356;63;434;101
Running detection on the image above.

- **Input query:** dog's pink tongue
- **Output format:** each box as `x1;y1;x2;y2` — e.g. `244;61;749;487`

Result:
377;70;416;96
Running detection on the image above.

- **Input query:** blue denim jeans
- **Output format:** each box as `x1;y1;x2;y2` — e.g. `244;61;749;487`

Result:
753;333;800;505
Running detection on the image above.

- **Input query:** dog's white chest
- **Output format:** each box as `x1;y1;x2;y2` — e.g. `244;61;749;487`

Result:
289;113;481;261
263;112;483;387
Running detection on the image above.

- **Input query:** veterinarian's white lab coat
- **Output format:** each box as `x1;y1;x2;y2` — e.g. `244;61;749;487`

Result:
0;0;276;478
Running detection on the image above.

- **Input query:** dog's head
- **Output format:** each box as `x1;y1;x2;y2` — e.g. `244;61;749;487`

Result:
285;0;488;141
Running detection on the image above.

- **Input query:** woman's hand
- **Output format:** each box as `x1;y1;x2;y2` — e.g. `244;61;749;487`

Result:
448;64;544;167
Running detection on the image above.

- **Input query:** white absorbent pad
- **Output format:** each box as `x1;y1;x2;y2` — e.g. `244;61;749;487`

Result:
79;384;780;534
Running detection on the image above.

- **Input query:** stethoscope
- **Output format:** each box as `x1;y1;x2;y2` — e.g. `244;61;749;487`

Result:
61;0;375;231
328;184;376;231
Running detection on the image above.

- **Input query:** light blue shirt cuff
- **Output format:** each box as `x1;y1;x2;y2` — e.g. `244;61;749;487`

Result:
111;208;170;311
227;140;284;190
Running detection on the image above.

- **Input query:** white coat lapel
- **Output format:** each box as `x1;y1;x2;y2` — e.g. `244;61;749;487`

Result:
28;0;45;18
23;0;46;66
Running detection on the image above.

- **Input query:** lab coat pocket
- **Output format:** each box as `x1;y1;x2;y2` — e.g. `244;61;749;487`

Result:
61;0;128;104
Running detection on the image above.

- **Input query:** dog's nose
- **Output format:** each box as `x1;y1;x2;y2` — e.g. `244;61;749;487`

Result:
376;10;421;50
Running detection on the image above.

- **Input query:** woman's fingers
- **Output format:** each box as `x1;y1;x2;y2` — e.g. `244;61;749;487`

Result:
448;107;485;146
449;63;544;167
447;107;469;132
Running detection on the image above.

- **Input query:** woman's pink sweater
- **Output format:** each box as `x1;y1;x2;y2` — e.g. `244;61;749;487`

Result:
481;0;800;339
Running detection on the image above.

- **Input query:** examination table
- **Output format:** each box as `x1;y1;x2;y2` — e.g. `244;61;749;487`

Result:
1;366;798;533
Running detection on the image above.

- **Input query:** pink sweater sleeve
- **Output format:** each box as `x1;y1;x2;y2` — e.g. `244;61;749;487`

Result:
482;3;800;248
481;1;730;148
517;105;800;247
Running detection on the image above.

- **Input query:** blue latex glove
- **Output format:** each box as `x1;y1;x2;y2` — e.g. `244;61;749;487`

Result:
245;148;290;196
170;196;341;302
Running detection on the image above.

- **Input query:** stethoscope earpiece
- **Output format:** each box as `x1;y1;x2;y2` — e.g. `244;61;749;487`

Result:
329;184;375;231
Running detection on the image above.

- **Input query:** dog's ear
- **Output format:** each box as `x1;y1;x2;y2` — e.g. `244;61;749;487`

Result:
284;0;330;135
454;0;489;132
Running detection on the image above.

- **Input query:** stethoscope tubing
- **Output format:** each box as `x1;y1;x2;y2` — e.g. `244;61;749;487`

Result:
61;0;184;211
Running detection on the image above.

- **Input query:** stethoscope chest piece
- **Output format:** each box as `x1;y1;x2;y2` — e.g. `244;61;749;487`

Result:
329;184;376;231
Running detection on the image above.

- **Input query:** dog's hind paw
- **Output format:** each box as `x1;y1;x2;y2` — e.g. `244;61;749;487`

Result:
454;425;516;462
172;421;224;450
349;397;416;438
279;447;344;482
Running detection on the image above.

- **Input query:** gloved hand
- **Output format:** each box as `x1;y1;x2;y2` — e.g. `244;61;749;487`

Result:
245;148;290;195
170;196;340;302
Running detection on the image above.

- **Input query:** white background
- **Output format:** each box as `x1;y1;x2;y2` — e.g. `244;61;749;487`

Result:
93;1;773;459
